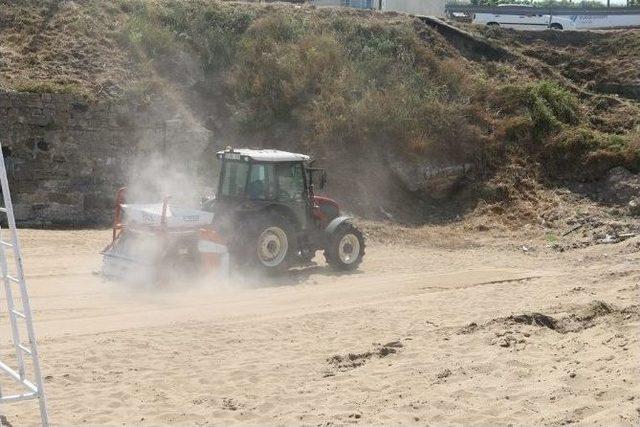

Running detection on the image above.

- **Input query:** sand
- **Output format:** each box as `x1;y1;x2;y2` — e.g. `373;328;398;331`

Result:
0;227;637;426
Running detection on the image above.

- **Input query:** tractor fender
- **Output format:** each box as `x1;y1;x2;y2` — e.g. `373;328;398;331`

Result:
325;216;353;234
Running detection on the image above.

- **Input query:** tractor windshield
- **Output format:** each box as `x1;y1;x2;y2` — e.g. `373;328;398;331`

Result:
219;159;306;202
220;160;250;198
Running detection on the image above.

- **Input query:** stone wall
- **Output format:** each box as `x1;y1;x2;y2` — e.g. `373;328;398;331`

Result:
0;91;214;226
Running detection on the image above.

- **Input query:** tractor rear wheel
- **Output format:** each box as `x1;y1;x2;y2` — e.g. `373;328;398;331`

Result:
248;213;295;273
324;222;365;271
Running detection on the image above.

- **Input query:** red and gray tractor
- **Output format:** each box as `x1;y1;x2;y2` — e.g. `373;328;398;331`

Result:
102;148;365;280
205;148;365;272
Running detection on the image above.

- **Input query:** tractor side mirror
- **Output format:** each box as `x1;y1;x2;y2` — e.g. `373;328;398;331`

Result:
307;167;327;190
320;170;327;190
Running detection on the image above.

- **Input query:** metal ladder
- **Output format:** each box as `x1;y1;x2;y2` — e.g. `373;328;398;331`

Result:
0;144;48;426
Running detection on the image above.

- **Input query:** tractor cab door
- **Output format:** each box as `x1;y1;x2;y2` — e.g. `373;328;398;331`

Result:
273;162;308;230
245;161;308;230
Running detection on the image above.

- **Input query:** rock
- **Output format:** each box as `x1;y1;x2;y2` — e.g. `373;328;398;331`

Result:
603;167;640;204
385;151;470;198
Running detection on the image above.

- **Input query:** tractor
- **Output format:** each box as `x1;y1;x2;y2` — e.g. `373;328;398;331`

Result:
102;148;365;280
204;148;365;272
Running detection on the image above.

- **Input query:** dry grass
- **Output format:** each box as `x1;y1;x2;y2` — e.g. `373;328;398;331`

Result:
0;0;142;98
493;28;640;90
2;0;640;223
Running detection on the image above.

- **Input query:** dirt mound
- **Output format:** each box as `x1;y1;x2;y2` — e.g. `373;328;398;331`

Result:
464;301;639;340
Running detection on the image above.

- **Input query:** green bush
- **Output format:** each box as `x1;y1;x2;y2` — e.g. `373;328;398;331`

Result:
495;81;580;141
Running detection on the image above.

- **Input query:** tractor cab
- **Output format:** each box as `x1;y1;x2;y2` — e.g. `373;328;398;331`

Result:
213;149;312;228
210;148;336;228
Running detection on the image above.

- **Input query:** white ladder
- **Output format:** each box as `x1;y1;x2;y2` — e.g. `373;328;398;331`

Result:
0;144;48;426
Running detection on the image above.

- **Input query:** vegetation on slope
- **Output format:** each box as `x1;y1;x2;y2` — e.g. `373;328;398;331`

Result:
120;1;485;165
475;26;640;100
119;1;640;179
1;0;639;220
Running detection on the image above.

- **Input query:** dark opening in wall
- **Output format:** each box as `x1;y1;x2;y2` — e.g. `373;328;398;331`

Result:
37;140;50;152
2;146;11;158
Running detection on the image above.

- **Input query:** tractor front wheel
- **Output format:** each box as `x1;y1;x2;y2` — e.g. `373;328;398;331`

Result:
324;222;365;271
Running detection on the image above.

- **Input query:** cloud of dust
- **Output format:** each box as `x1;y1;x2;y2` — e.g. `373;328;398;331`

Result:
124;114;216;207
126;151;204;207
103;88;230;289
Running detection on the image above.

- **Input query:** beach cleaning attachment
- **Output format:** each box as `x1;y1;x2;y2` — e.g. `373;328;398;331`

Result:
101;188;228;283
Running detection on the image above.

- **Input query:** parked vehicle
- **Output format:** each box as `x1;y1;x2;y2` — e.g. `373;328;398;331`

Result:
473;10;560;30
472;7;640;30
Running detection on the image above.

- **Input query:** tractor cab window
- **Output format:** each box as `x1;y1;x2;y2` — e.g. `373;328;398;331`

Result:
220;161;250;198
275;163;304;202
247;163;276;200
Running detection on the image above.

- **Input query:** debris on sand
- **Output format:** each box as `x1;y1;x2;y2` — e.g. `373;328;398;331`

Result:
574;300;613;322
221;397;243;411
457;322;479;335
436;368;452;380
509;313;558;330
597;233;636;245
327;341;404;372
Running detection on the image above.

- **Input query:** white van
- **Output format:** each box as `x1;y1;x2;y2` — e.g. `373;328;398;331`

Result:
473;9;553;31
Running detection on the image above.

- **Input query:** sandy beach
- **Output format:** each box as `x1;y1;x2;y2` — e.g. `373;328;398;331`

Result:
0;226;635;426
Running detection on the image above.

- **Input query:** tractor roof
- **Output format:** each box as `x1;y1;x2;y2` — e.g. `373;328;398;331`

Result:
217;148;310;162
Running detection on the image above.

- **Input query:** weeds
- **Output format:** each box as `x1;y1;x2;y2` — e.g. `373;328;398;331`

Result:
494;80;580;142
118;2;483;163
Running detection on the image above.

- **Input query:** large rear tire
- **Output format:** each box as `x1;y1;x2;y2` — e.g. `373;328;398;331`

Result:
247;213;296;274
324;222;365;271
